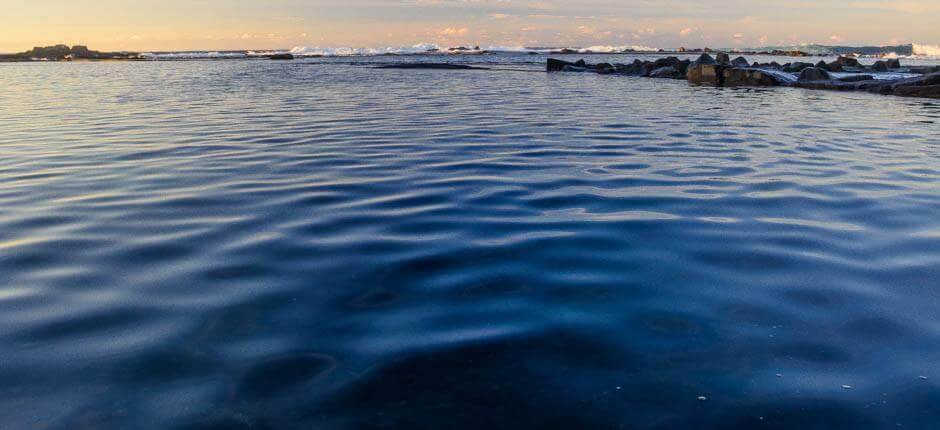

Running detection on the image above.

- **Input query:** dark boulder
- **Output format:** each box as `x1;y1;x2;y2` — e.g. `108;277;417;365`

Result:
893;84;940;99
691;53;717;66
732;56;750;68
595;63;616;74
715;52;731;65
890;72;940;89
642;57;685;76
648;66;684;79
575;59;587;67
833;56;862;69
872;61;888;72
798;67;832;82
615;60;646;75
269;53;295;60
886;59;901;69
547;58;575;72
815;60;831;71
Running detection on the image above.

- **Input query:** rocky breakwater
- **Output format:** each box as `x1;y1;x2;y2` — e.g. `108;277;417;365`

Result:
547;54;940;99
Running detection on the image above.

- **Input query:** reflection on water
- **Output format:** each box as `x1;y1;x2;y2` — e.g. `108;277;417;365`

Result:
0;57;939;429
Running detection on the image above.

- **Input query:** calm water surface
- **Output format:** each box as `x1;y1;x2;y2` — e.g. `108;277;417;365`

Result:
1;56;939;429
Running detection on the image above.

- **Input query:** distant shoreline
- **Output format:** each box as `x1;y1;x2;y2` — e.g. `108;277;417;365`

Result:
2;43;935;63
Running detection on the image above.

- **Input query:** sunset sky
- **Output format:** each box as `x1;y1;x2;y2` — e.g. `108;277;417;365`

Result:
1;0;938;52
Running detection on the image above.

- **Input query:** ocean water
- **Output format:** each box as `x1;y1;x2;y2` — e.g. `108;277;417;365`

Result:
1;55;939;430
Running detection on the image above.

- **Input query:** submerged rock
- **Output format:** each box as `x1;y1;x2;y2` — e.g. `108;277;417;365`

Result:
378;63;488;70
269;53;295;60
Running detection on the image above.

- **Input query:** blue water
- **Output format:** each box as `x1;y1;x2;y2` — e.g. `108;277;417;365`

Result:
1;56;939;430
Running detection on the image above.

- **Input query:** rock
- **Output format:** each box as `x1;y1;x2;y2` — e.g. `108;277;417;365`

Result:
547;58;575;72
648;66;684;79
687;64;725;86
723;68;785;86
834;56;862;68
575;59;587;68
716;52;731;65
815;60;831;71
890;72;940;89
269;53;295;60
872;61;888;72
732;56;750;68
595;63;616;74
642;57;686;76
616;60;646;75
691;53;717;66
886;59;901;69
378;63;488;70
798;67;832;82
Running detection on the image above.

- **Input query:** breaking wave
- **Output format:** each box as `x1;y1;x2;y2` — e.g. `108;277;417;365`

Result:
913;43;940;57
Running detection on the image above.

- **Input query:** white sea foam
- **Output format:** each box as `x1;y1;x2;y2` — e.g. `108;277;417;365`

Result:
140;51;248;59
579;45;659;53
288;43;443;57
913;44;940;57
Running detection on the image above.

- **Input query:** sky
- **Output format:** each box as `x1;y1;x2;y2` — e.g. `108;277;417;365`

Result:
1;0;938;52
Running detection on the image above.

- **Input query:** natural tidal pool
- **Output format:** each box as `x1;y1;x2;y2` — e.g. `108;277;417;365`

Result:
1;56;939;429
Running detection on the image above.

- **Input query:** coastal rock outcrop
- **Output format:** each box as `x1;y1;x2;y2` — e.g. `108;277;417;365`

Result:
544;56;937;99
5;44;139;61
